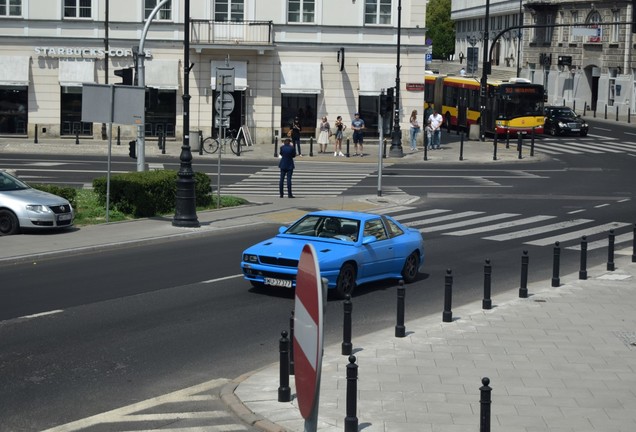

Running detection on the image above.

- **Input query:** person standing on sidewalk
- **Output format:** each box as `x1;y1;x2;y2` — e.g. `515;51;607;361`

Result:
428;108;443;149
333;115;346;156
290;116;302;157
278;138;296;198
351;112;365;156
317;116;330;153
409;109;420;151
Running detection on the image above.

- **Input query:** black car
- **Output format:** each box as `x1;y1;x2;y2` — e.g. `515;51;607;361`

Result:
543;106;589;136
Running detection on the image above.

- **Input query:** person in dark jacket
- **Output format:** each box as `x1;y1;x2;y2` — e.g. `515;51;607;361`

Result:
278;138;296;198
290;116;302;156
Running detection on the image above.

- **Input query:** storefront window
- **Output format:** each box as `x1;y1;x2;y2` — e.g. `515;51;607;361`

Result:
281;94;317;136
358;95;383;136
60;86;92;136
0;86;28;135
145;88;176;137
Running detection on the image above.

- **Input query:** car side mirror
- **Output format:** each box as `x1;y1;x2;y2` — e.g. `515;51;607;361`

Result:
362;235;377;245
278;226;287;234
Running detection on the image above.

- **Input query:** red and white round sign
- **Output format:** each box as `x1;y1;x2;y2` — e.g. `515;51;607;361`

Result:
293;243;324;419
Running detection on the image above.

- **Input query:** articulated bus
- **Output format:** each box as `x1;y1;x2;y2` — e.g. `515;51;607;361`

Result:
424;74;545;135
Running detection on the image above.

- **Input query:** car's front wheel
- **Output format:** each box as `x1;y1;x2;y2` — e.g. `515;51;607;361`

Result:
580;130;588;137
335;263;357;299
0;209;19;236
401;252;420;283
548;125;558;136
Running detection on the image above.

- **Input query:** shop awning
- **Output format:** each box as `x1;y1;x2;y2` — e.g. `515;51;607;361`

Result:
59;59;96;86
145;59;179;90
358;63;395;96
0;56;30;86
280;62;321;94
210;60;247;91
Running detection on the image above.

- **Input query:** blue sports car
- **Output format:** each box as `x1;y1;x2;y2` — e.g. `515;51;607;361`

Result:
241;210;425;298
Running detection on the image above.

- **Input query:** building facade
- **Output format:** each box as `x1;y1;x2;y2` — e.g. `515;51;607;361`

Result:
452;0;636;115
0;0;428;146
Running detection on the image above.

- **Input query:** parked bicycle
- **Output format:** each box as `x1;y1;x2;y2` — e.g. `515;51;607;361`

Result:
202;129;244;155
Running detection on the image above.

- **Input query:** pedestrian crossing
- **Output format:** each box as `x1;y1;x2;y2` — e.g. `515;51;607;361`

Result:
217;162;376;197
532;134;636;156
386;207;634;251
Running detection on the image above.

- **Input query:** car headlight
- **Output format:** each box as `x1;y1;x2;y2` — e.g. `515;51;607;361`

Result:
243;253;259;263
26;204;52;214
558;121;566;127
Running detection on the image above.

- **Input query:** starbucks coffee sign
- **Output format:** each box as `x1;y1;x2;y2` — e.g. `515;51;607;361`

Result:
34;47;152;59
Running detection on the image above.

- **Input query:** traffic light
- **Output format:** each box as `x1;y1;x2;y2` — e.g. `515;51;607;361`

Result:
115;67;134;85
128;140;136;159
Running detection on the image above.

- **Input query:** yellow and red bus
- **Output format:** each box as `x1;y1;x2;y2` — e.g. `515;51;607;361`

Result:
424;74;545;135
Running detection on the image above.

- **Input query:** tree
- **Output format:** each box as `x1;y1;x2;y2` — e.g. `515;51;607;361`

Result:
426;0;455;59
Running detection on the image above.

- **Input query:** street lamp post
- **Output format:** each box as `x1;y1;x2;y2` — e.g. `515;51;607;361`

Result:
172;0;199;228
516;0;523;77
389;0;404;157
479;0;491;141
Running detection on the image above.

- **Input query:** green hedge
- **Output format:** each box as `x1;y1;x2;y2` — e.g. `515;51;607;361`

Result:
92;170;212;218
31;184;78;209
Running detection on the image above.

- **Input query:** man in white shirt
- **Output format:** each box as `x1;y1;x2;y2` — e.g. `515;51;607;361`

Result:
428;108;443;149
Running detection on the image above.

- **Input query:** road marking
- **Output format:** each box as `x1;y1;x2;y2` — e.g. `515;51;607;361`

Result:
403;211;484;228
524;221;631;246
594;203;610;208
202;274;244;284
442;215;556;236
483;219;593;241
566;232;634;251
19;310;64;320
567;209;586;214
390;209;451;219
422;213;519;233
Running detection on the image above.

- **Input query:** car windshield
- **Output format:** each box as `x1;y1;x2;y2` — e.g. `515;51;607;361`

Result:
549;108;577;118
285;215;360;242
0;172;30;192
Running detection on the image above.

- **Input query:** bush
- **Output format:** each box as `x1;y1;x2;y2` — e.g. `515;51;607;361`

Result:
93;170;212;218
31;183;78;209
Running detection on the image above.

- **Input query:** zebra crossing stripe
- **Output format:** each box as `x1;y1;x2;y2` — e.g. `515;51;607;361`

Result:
524;221;631;246
403;211;484;227
566;232;634;251
577;142;624;153
444;215;556;236
596;142;636;152
392;209;451;219
422;213;519;233
483;219;593;241
533;142;585;154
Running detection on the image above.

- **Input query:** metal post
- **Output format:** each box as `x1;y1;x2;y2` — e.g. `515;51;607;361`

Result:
551;241;560;287
629;107;632;124
442;269;453;322
632;223;636;263
530;127;535;156
607;229;615;271
604;104;607;120
34;124;38;144
162;132;166;155
342;294;353;355
479;377;492;432
289;310;295;375
309;137;314;157
583;101;587;116
388;0;404;158
459;133;464;161
505;128;510;148
616;105;619;122
395;280;406;337
423;141;428;161
519;250;529;298
117;125;121;145
517;133;522;159
75;129;80;145
492;133;497;160
344;355;359;432
483;259;492;309
273;136;278;158
346;138;350;157
579;236;588;280
278;330;291;402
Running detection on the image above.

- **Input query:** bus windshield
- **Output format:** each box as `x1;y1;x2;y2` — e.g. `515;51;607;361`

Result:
497;85;544;120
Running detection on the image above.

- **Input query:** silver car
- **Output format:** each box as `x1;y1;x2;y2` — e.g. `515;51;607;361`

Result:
0;170;74;236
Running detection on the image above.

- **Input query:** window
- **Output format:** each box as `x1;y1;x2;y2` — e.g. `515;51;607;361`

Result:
145;0;171;20
571;11;580;42
611;10;620;43
544;14;553;43
586;11;601;43
281;94;317;136
0;86;28;135
364;0;391;25
0;0;21;16
288;0;314;23
60;87;93;136
557;11;564;43
215;0;244;22
64;0;91;18
363;219;388;241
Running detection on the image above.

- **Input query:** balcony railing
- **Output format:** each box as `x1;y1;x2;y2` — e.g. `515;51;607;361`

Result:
190;20;274;46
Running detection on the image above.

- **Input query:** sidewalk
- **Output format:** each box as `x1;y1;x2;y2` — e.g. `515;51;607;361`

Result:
231;253;636;432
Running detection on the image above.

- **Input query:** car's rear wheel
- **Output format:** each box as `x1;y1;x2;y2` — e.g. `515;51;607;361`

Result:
335;263;356;299
401;252;420;283
548;124;558;136
0;209;19;236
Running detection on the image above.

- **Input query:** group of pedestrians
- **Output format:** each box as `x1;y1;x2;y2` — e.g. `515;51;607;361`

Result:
409;105;443;151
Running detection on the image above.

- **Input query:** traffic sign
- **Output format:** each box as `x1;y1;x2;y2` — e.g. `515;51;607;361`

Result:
293;243;324;423
215;93;235;115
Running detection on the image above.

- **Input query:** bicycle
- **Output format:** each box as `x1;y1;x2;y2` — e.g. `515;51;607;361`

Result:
202;129;244;155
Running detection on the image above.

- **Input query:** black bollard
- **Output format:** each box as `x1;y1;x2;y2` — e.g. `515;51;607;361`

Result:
505;129;510;149
162;133;166;155
346;138;350;157
395;280;406;337
594;105;597;118
492;134;498;160
442;269;453;323
616;105;619;122
483;259;492;310
519;250;529;298
424;140;428;161
158;131;163;149
75;130;80;145
273;136;279;158
342;294;353;355
579;236;588;280
117;126;121;145
632;224;636;263
309;137;314;156
551;241;561;287
573;100;576;112
289;311;295;375
34;124;38;144
459;133;464;161
530;127;535;157
604;104;607;120
607;229;615;271
344;355;359;432
479;377;492;432
383;139;388;158
517;134;523;159
629;107;632;124
278;331;291;402
583;101;587;117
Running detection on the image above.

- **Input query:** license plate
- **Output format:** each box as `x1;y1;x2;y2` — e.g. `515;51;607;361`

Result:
57;214;72;221
571;129;580;132
265;277;292;288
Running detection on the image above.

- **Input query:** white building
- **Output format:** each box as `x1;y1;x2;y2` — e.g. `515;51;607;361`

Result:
0;0;428;146
452;0;636;116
